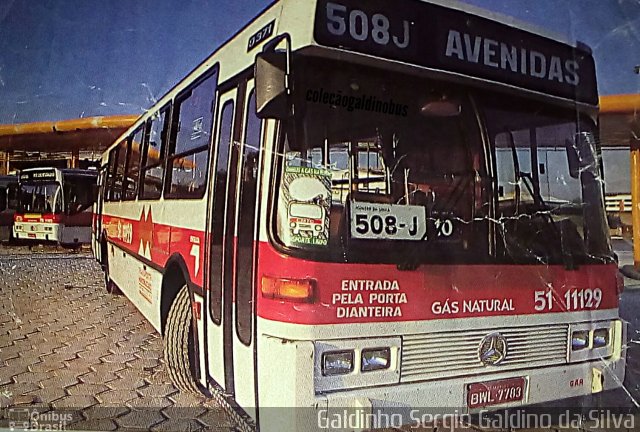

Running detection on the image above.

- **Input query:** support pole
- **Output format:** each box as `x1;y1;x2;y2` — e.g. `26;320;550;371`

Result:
71;149;79;168
632;138;640;268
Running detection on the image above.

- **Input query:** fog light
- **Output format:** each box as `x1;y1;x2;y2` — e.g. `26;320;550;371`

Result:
361;348;390;372
572;330;590;351
593;328;610;348
322;350;354;376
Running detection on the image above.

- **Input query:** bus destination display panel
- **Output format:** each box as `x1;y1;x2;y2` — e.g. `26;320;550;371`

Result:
314;0;598;105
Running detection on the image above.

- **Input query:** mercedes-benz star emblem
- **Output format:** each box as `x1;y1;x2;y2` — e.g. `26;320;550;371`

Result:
478;332;508;366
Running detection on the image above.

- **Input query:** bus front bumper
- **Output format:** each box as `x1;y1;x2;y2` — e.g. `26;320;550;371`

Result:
316;359;626;428
13;222;60;241
258;333;627;431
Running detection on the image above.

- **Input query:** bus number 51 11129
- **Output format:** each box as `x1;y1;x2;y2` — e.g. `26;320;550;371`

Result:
534;288;603;311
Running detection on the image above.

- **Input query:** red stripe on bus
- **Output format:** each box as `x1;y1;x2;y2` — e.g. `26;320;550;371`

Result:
99;214;618;324
101;214;205;286
255;242;618;324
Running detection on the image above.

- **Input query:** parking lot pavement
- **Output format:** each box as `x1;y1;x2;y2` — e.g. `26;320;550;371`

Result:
0;247;237;431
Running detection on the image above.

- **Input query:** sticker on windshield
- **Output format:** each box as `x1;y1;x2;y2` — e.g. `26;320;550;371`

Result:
350;201;426;240
282;166;332;247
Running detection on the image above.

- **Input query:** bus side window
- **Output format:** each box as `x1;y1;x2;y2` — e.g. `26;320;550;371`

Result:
140;107;170;200
166;68;218;199
111;141;128;202
210;100;235;323
123;127;144;201
105;147;118;202
236;89;260;345
65;176;96;215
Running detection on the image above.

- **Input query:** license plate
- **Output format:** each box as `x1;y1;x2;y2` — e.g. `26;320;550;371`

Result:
467;377;526;409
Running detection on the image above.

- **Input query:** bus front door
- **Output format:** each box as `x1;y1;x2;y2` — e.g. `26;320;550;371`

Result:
205;83;259;418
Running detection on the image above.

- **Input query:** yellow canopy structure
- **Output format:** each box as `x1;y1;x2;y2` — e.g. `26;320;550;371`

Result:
0;115;138;152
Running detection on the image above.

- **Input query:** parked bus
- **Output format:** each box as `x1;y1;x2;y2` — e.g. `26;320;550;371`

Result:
0;175;18;242
94;0;626;429
14;167;97;247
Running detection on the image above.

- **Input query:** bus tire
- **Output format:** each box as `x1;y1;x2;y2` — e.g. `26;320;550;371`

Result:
102;242;122;295
164;284;201;394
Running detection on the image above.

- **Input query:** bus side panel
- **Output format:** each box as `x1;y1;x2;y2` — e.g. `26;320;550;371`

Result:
59;225;92;245
167;201;207;287
108;242;163;332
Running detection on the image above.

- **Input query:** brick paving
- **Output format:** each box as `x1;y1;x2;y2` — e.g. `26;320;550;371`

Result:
0;246;236;431
0;244;636;432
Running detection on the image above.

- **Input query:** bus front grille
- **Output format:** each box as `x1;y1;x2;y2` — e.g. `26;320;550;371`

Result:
400;324;569;383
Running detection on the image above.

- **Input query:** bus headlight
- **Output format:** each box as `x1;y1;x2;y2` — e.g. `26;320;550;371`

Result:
571;330;590;351
315;337;400;392
568;321;617;363
593;328;610;349
322;350;354;376
361;347;390;372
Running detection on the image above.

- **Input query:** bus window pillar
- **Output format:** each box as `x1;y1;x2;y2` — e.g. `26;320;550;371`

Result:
634;67;640;268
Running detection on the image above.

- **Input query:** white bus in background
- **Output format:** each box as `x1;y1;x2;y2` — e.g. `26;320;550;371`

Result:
93;0;626;430
14;167;97;247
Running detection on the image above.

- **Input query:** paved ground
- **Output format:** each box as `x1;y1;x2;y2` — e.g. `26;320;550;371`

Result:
0;243;639;432
0;246;236;431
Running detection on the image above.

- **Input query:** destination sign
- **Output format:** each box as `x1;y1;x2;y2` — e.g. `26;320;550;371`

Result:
314;0;597;104
19;170;57;182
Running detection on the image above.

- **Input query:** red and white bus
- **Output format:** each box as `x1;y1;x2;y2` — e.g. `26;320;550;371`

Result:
14;167;97;247
93;0;626;429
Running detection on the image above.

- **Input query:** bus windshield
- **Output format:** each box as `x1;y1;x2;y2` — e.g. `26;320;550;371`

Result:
482;95;612;265
275;58;487;264
273;58;613;266
18;182;62;214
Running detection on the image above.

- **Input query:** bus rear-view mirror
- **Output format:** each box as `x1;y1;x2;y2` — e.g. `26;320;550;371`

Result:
255;51;290;119
565;138;580;179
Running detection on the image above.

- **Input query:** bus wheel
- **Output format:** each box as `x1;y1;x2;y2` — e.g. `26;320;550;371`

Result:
164;284;201;394
102;245;121;295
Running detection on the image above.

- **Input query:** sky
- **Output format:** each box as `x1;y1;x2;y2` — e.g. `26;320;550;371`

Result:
0;0;638;124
